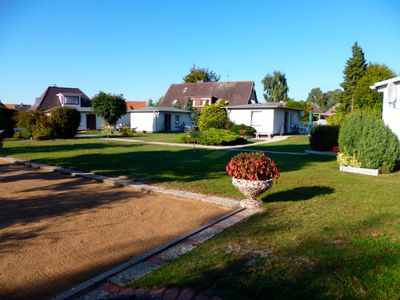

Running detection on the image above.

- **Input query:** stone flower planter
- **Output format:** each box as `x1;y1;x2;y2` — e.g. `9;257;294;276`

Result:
232;177;273;208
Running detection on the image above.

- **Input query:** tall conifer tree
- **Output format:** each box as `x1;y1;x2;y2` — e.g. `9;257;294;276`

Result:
340;42;367;112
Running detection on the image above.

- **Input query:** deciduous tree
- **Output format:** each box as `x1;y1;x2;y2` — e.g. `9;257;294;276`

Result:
183;65;220;83
262;71;288;102
353;63;396;114
92;91;127;126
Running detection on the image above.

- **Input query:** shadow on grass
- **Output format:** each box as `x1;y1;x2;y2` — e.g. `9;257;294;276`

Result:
134;211;400;299
262;186;335;202
2;139;336;186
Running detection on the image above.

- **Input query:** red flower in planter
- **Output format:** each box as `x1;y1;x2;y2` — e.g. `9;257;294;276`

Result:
226;152;280;181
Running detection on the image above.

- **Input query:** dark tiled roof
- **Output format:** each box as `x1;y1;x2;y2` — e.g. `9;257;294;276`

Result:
160;81;257;107
31;86;91;111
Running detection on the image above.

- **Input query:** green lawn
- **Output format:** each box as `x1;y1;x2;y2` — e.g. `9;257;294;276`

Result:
1;137;400;299
127;132;187;143
251;135;311;152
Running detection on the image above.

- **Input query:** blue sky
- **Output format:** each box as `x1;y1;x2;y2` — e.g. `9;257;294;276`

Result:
1;0;399;105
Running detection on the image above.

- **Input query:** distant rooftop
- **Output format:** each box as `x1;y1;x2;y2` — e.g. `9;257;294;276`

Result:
225;102;303;111
131;106;191;113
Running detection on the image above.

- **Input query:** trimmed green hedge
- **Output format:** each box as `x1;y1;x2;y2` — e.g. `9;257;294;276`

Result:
180;128;246;146
338;111;399;174
309;125;339;151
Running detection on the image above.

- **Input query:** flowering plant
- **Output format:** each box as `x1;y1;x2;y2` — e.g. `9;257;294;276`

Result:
226;152;280;181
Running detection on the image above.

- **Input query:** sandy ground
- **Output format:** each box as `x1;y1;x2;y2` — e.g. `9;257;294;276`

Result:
0;161;228;300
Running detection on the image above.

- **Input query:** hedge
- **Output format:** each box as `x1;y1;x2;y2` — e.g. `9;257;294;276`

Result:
309;125;339;151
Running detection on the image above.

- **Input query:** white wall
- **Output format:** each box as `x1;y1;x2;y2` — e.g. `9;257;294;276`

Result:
228;109;275;134
131;112;192;132
228;108;302;135
381;83;400;140
131;112;155;132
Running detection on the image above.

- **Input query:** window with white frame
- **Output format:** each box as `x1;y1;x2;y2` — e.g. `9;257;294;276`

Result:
65;96;79;105
201;98;210;106
174;115;180;126
251;111;263;126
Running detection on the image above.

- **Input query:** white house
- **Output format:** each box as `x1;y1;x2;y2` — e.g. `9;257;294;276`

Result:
370;76;400;140
225;103;304;136
130;107;192;133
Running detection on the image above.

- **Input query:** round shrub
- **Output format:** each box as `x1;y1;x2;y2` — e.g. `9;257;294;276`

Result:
230;124;256;136
338;111;399;173
309;125;339;151
121;126;134;137
49;107;81;138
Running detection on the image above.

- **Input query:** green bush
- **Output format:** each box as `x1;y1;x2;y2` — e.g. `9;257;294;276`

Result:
230;124;256;136
0;107;17;137
49;107;81;138
15;110;54;140
180;128;246;146
32;119;55;140
198;102;231;131
309;125;339;151
338;111;399;173
121;126;135;137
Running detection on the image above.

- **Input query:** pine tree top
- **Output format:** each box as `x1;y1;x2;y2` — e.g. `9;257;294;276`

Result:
341;42;367;92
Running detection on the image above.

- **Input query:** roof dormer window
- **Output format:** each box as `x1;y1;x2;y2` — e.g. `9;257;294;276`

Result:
65;96;80;105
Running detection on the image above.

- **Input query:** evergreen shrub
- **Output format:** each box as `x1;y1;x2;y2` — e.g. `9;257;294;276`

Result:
309;125;339;151
338;111;399;173
49;107;81;138
198;102;231;131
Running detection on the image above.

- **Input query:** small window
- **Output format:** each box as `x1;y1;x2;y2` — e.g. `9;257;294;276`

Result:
251;111;263;126
65;96;79;105
201;98;209;106
174;115;180;126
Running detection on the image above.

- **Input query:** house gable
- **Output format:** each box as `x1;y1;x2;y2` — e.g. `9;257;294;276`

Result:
31;86;91;111
160;81;258;109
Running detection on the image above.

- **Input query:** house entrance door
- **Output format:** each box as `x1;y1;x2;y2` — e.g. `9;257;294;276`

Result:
164;114;171;132
283;111;289;134
86;114;97;130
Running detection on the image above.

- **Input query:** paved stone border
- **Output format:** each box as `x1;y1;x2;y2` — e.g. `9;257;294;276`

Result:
305;150;338;156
